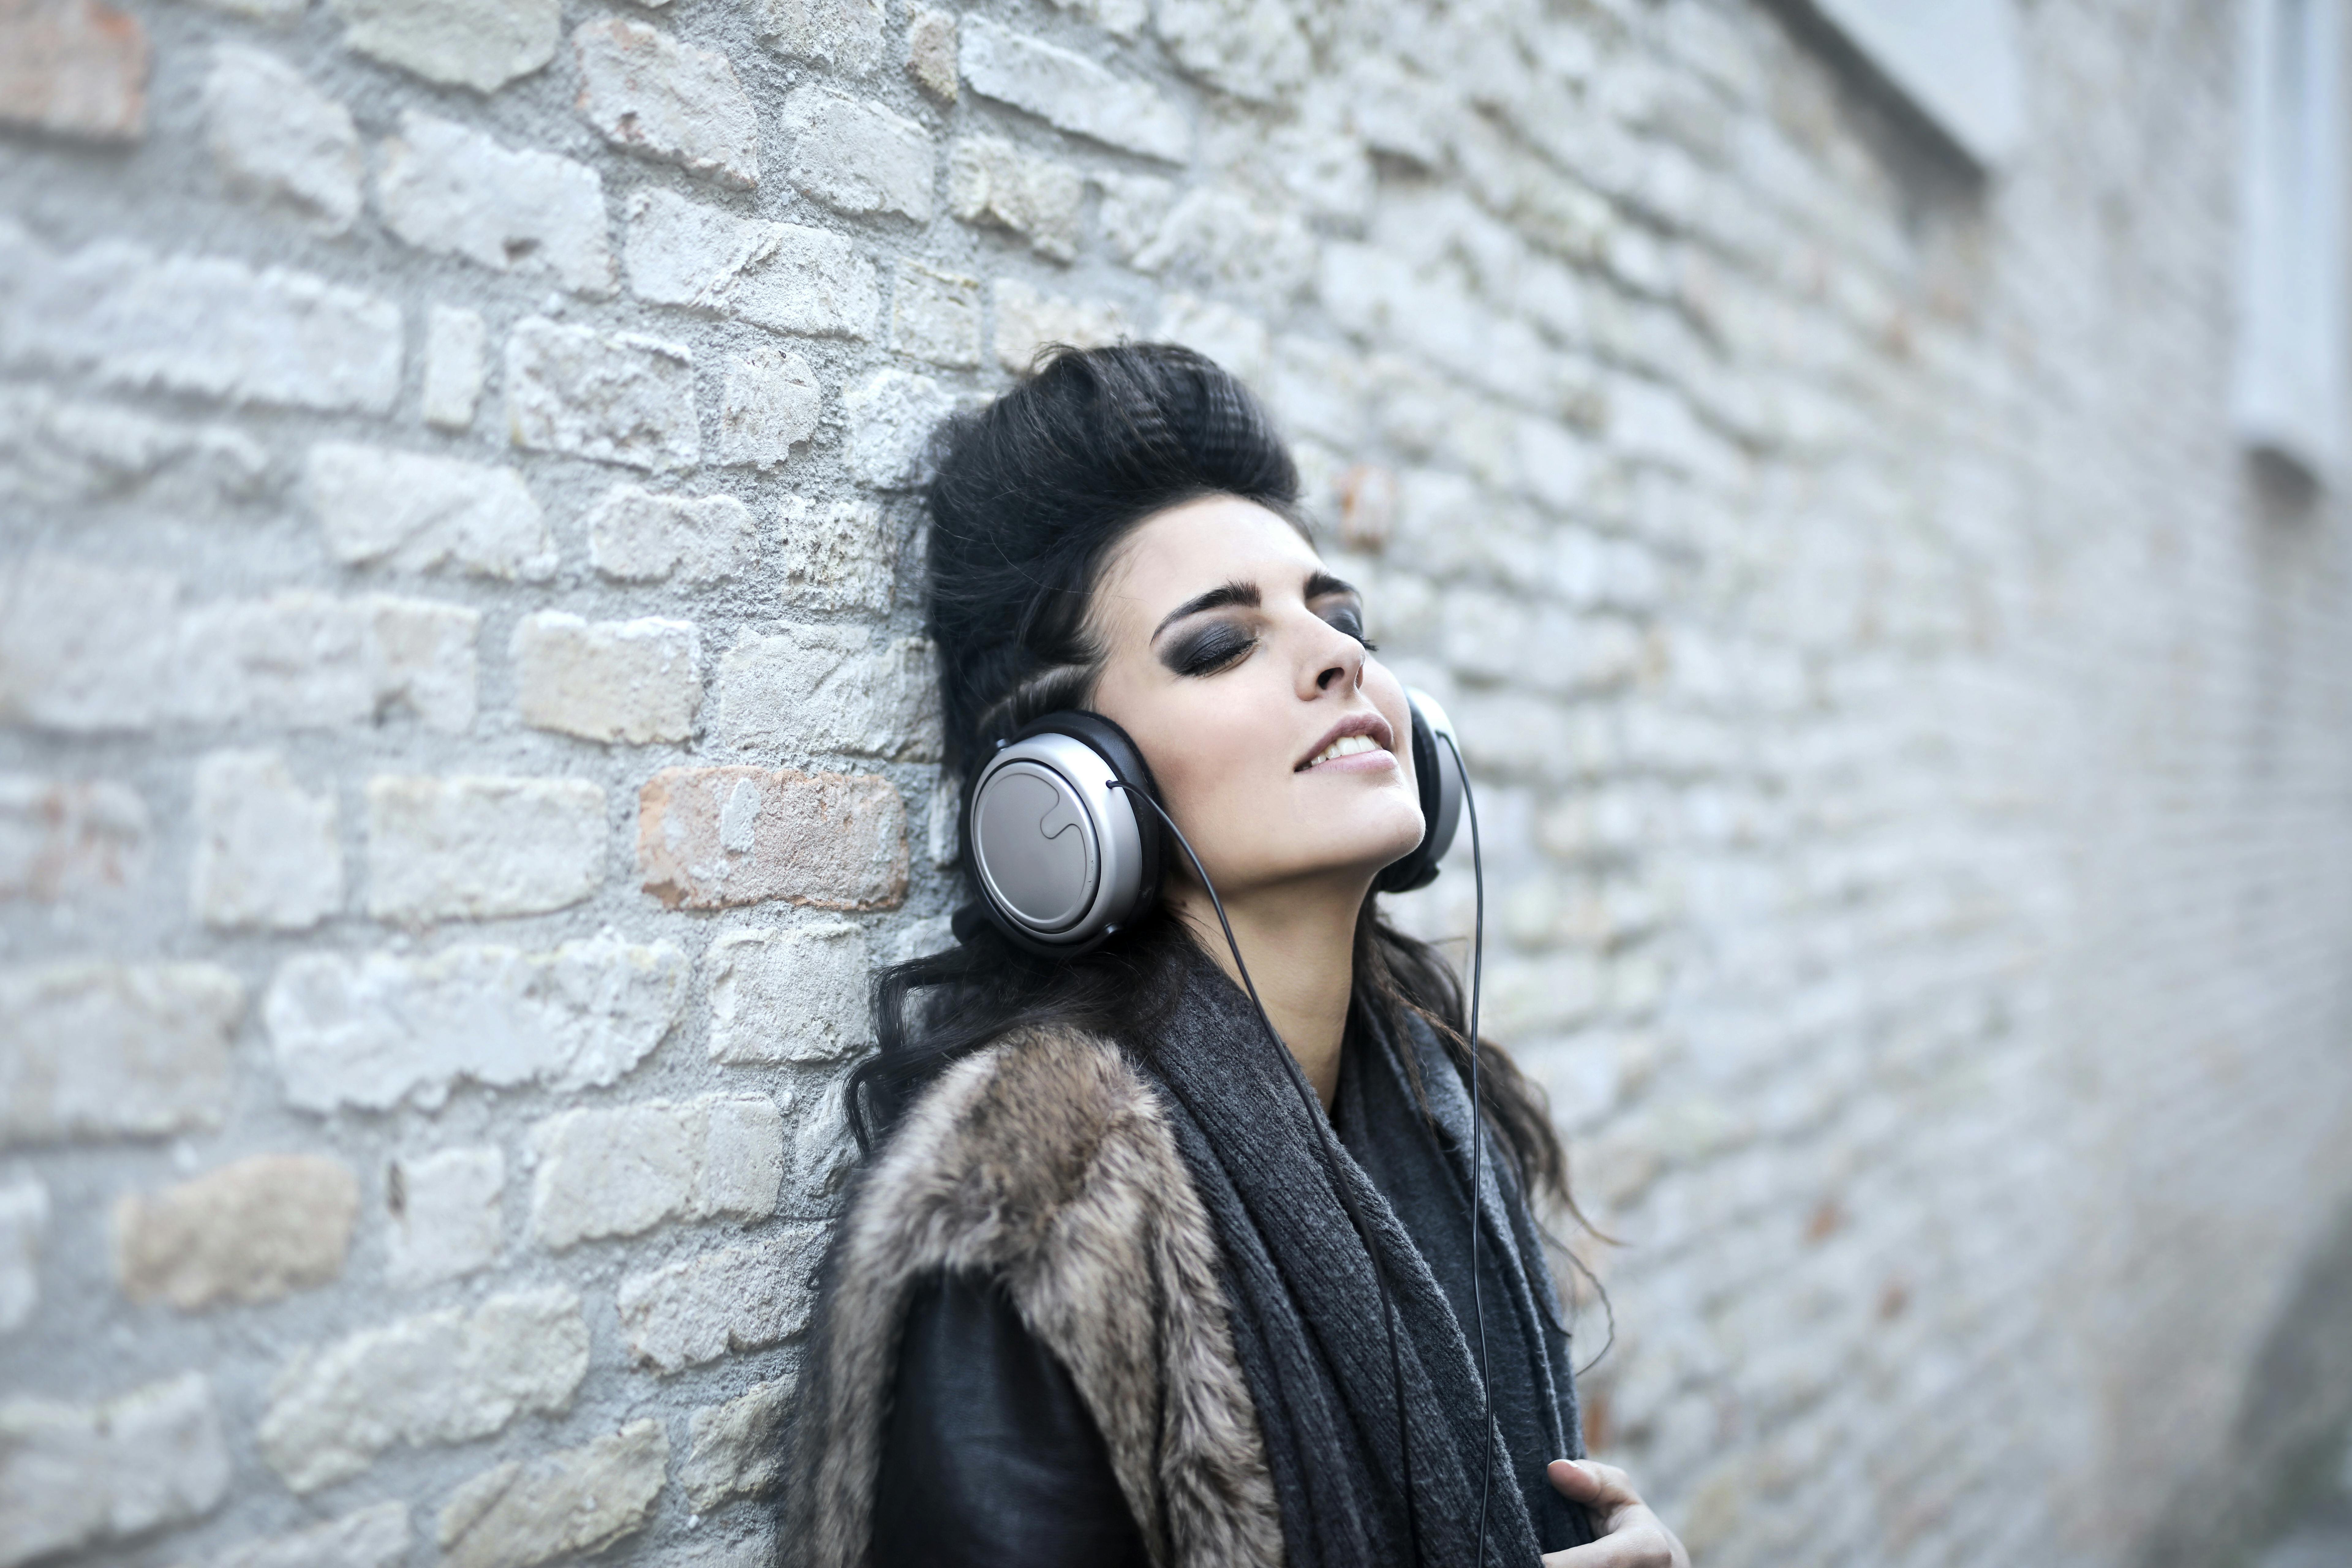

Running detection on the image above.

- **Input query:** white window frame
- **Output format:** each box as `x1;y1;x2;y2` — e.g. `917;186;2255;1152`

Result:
2234;0;2350;485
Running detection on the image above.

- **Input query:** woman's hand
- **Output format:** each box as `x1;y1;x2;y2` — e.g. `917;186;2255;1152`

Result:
1539;1459;1691;1567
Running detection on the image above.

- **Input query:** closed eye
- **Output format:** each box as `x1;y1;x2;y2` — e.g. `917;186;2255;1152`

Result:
1163;623;1257;677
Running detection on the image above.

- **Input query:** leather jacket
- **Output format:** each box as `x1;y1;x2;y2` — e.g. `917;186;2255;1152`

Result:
871;1270;1151;1567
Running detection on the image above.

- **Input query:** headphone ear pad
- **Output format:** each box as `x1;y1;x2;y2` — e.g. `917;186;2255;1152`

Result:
1015;709;1166;920
962;710;1165;955
1375;699;1446;895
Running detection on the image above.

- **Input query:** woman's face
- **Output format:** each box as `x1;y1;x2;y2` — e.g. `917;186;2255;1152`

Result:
1088;494;1426;899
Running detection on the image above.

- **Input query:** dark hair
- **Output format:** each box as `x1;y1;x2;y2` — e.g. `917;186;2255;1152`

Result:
848;342;1577;1222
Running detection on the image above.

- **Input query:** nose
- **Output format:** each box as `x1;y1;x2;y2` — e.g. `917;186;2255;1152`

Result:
1306;621;1365;696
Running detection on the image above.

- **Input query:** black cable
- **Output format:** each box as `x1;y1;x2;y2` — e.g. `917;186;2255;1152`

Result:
1441;730;1495;1568
1108;779;1422;1564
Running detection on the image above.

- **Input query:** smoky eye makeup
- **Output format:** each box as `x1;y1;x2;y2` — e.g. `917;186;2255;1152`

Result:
1161;621;1258;677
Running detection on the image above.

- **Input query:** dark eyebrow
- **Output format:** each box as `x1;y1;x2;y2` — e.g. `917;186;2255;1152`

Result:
1306;571;1358;601
1152;580;1260;642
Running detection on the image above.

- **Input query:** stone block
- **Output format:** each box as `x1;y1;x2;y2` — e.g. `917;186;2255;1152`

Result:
360;595;482;733
624;190;875;343
756;0;884;74
422;304;486;430
174;1502;410;1568
947;135;1082;262
364;775;606;922
527;1092;783;1249
386;1145;503;1289
959;16;1188;162
1132;183;1316;304
0;554;175;730
774;496;892;612
185;0;307;17
1154;0;1309;104
712;626;939;761
329;0;558;93
0;0;147;143
1095;168;1175;260
0;219;402;414
505;316;699;471
0;385;267;508
258;1287;589;1494
190;750;342;932
891;260;982;368
175;590;482;732
573;18;757;189
1156;292;1271;384
0;962;240;1148
436;1421;667;1568
906;8;957;101
0;1169;47;1333
112;1153;360;1311
637;765;907;912
266;934;685;1112
719;345;821;469
704;921;872;1065
993;278;1131;372
0;1374;228;1568
375;111;611;295
841;366;956;489
782;85;933;221
0;776;147;901
513;612;702;744
614;1227;826;1373
203;44;361;233
587;484;757;585
681;1378;792;1510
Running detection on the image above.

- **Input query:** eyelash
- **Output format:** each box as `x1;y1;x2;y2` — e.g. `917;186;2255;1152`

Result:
1169;612;1374;677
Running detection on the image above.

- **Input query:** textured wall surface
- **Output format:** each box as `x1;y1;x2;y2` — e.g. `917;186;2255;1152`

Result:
5;2;2352;1566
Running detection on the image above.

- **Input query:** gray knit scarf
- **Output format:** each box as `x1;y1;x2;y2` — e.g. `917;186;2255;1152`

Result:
1138;940;1598;1567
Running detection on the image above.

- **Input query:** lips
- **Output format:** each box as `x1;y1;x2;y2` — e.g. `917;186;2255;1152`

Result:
1296;711;1396;771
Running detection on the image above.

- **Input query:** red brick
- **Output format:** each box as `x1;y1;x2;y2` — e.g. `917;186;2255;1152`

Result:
0;0;147;143
637;765;905;912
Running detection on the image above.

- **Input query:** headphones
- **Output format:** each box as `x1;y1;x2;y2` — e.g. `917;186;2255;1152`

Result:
959;688;1463;953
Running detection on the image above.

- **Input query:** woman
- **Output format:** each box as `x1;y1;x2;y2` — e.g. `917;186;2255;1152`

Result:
783;344;1688;1568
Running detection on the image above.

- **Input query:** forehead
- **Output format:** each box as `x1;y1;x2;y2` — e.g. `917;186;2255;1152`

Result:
1096;495;1324;624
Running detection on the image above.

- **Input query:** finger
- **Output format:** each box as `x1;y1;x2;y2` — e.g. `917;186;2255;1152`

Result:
1546;1458;1644;1512
1539;1528;1675;1568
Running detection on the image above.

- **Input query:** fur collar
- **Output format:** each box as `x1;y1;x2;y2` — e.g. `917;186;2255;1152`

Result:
784;1026;1284;1568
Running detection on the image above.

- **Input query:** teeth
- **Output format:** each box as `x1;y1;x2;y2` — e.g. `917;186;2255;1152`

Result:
1310;733;1381;766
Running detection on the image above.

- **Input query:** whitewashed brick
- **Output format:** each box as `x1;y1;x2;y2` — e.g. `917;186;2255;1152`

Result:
112;1154;360;1310
959;16;1189;162
526;1093;783;1250
505;316;699;471
636;765;909;913
704;921;872;1065
623;187;878;340
782;85;934;221
191;749;343;931
1154;0;1309;104
720;345;821;469
175;590;482;733
375;111;612;296
0;776;147;901
906;8;957;100
0;0;149;143
1133;183;1317;304
1096;168;1176;260
0;385;267;508
0;555;175;731
841;366;957;489
757;0;884;74
665;1525;777;1568
947;134;1082;261
891;260;982;368
587;484;758;585
437;1421;666;1568
266;936;682;1112
1054;0;1148;36
386;1146;503;1289
681;1377;791;1510
775;495;892;612
0;962;240;1148
573;18;758;189
175;1502;410;1568
514;612;702;744
993;278;1132;371
615;1226;826;1373
203;44;362;233
0;1169;47;1333
1156;292;1271;384
305;441;554;579
364;775;605;922
0;1374;229;1567
714;626;939;761
257;1287;588;1494
329;0;558;93
421;304;486;430
187;0;308;18
0;218;402;414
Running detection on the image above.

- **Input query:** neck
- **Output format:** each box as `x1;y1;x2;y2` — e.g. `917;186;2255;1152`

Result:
1169;874;1367;1110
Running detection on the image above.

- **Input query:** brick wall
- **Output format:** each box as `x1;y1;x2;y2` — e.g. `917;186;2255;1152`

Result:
5;2;2351;1566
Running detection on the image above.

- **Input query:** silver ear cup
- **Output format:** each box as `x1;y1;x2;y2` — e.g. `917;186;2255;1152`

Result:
1408;686;1464;866
967;731;1149;946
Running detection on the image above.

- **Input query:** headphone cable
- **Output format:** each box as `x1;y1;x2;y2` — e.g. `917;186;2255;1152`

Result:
1109;778;1423;1565
1441;731;1496;1567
